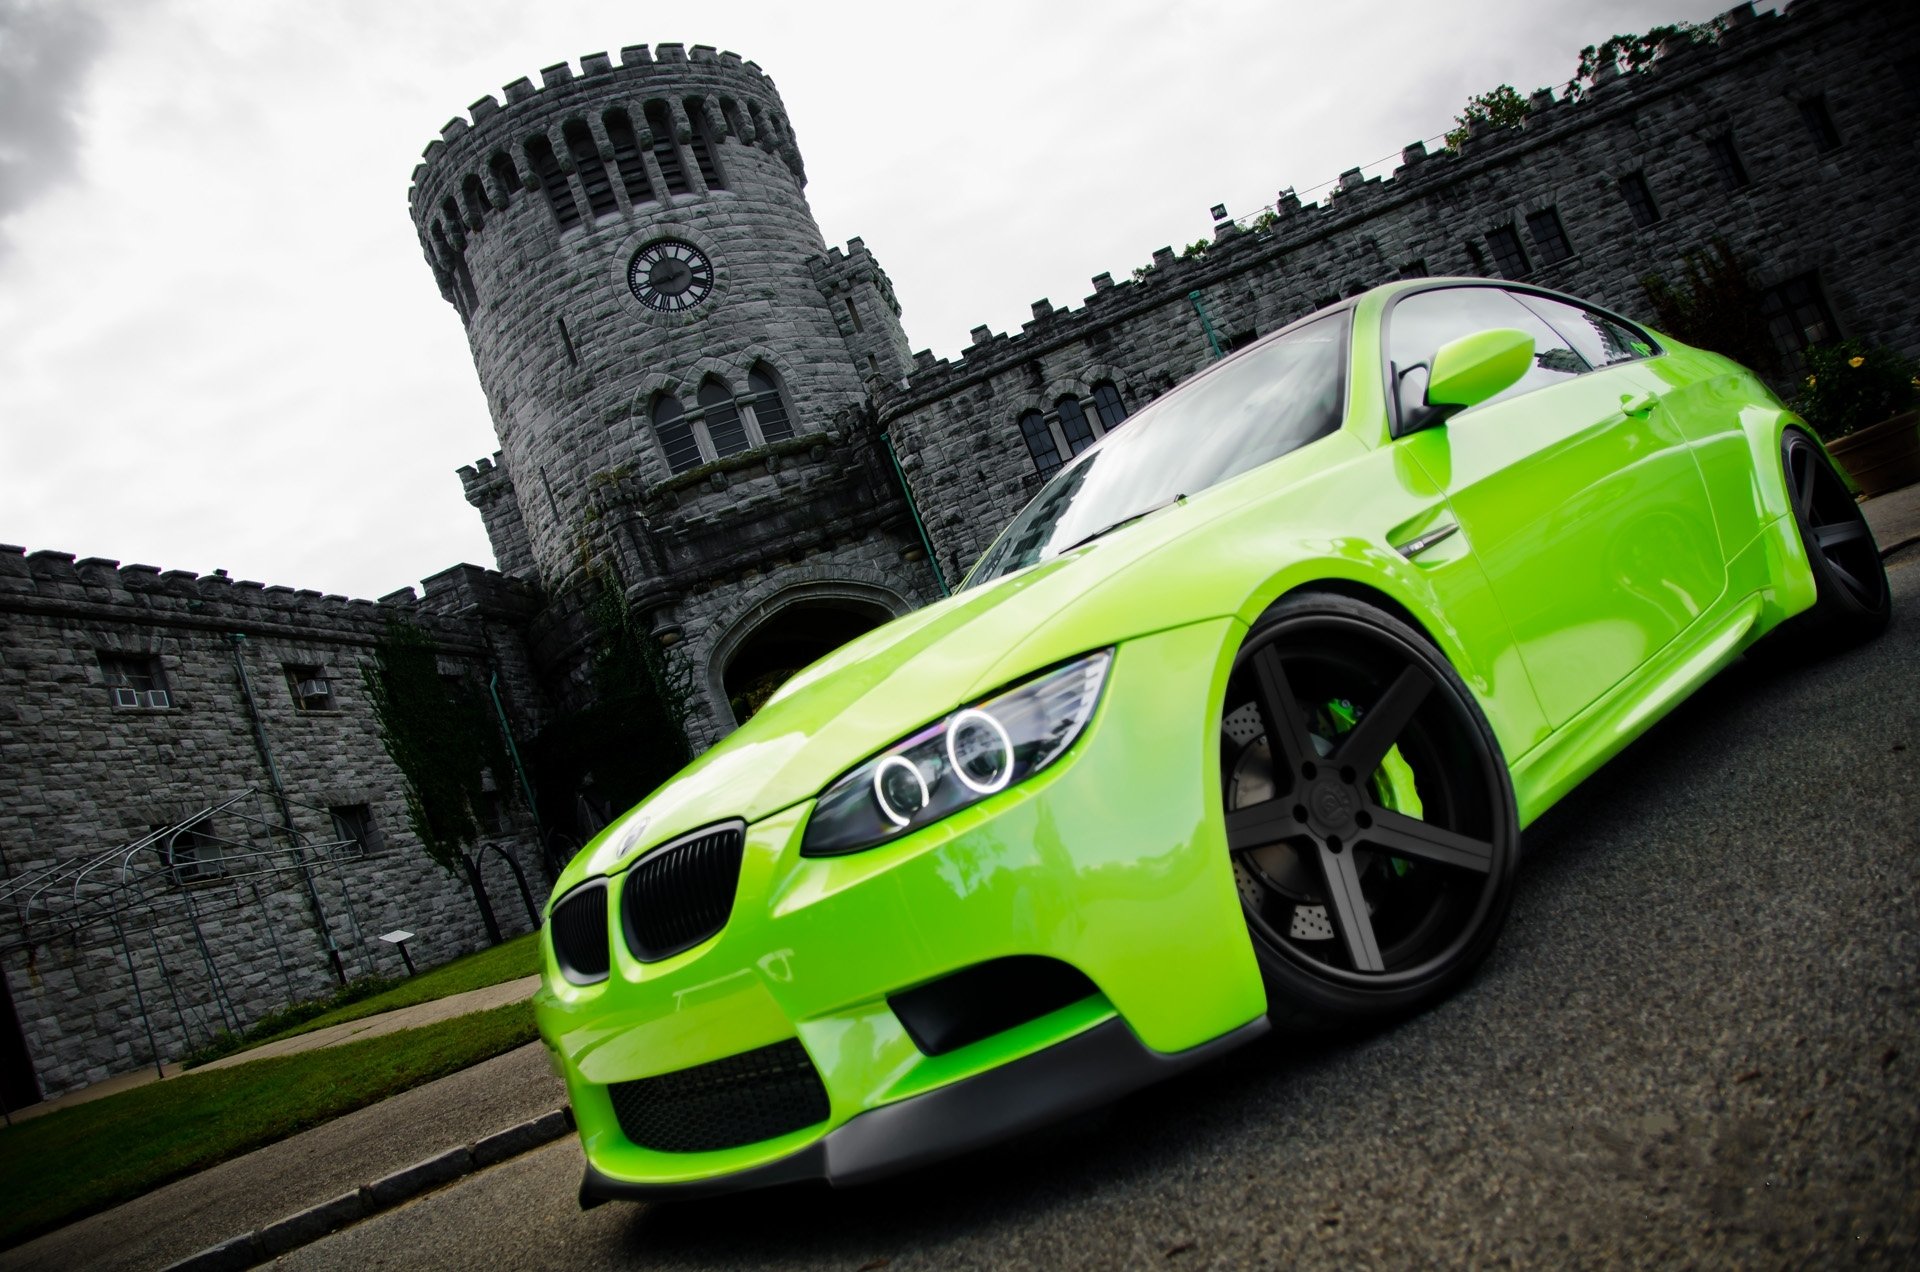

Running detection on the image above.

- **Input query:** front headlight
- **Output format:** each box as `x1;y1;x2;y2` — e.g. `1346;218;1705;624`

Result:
800;650;1112;857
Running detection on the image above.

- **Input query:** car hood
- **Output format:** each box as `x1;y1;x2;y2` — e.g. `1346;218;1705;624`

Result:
558;429;1369;892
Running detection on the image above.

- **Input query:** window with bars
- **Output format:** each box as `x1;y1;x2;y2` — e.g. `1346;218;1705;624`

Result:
523;135;579;228
1798;95;1842;152
652;394;702;474
1707;132;1750;190
684;97;726;189
601;109;656;205
330;805;382;855
1019;410;1063;478
698;379;750;457
563;120;617;217
653;372;797;474
1485;225;1530;278
745;365;794;442
100;652;169;709
1759;273;1838;361
1618;172;1661;227
1525;208;1574;266
644;100;692;196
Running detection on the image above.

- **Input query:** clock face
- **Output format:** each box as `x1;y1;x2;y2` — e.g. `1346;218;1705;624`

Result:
628;240;715;313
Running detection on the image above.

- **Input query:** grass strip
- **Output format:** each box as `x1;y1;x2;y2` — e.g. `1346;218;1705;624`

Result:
0;999;538;1250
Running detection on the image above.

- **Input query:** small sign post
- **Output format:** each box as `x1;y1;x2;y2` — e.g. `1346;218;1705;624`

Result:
379;929;417;976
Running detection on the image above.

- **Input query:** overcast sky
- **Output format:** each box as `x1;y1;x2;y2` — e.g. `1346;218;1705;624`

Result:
0;0;1740;601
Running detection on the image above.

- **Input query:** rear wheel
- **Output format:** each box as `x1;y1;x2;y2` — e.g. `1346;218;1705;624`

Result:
1778;427;1890;648
1222;592;1518;1027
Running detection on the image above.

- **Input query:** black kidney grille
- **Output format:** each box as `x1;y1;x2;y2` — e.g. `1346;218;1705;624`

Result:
608;1038;830;1153
622;823;745;962
549;882;609;984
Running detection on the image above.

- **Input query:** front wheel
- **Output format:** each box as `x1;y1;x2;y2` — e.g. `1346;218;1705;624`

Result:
1222;591;1519;1028
1778;427;1890;649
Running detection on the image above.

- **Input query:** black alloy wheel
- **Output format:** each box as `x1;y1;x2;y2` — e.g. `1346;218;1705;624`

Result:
1222;591;1518;1026
1780;427;1890;646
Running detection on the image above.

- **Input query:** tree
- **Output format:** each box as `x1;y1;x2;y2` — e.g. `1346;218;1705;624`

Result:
1566;23;1716;101
1641;238;1779;381
364;620;514;944
1444;84;1532;150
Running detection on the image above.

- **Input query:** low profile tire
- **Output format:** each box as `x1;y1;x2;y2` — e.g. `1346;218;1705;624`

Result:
1221;591;1519;1028
1778;427;1890;649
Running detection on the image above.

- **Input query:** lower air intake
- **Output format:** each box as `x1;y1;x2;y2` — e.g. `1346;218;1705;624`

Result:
608;1038;830;1153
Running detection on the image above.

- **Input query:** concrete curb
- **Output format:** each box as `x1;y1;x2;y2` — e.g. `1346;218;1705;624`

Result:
160;1108;572;1271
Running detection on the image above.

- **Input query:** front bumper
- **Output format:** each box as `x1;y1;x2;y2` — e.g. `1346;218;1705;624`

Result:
537;619;1269;1195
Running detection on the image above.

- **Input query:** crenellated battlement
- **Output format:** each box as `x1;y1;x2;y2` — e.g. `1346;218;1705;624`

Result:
880;0;1792;409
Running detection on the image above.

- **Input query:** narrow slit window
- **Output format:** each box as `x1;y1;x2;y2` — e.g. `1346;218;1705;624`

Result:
601;109;655;204
524;136;580;229
1707;132;1750;190
644;101;691;196
1798;95;1841;152
563;120;617;217
844;297;864;333
557;317;578;366
685;98;725;188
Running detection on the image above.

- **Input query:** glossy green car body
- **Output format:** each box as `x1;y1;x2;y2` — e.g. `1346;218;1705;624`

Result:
536;278;1850;1200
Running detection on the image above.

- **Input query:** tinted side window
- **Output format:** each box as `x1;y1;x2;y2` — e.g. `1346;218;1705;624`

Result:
1515;293;1655;369
1388;286;1587;423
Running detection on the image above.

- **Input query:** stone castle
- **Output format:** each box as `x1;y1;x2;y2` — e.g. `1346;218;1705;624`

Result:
2;0;1913;1103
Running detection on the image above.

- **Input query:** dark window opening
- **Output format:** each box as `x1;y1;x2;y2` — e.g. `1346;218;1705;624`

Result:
747;364;794;442
1463;241;1488;275
699;379;750;457
1091;381;1129;430
162;816;225;883
1798;95;1842;152
1056;396;1096;456
524;135;580;229
563;120;617;217
285;663;333;710
1759;273;1838;362
652;394;701;474
1525;207;1574;266
100;652;168;709
1398;259;1429;279
644;101;691;196
1223;330;1260;353
330;804;382;854
1019;409;1062;478
557;317;578;367
1485;225;1530;278
439;197;464;245
1619;172;1661;227
487;151;519;206
1314;293;1340;311
724;600;893;724
719;97;749;142
843;296;864;333
1707;132;1750;190
601;109;656;205
685;97;725;188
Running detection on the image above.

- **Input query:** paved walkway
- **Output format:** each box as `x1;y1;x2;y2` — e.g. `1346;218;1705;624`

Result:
1863;478;1920;555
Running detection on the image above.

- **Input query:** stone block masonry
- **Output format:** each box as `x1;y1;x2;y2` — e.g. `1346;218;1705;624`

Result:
0;547;550;1098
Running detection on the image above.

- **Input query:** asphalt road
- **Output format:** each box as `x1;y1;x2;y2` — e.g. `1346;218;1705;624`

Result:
280;551;1919;1271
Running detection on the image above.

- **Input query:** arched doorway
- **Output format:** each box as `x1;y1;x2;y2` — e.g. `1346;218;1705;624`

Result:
721;597;893;724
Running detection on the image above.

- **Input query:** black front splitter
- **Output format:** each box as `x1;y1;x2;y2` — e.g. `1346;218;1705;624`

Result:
579;1013;1269;1206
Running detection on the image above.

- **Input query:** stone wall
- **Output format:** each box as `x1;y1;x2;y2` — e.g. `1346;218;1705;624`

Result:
0;547;550;1097
881;0;1920;579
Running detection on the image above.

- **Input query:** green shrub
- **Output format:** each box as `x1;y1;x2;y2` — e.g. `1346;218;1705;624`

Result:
1791;340;1920;441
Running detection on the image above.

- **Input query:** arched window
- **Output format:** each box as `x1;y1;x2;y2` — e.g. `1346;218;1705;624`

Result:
652;394;701;474
698;379;749;457
1019;410;1062;478
1091;381;1129;430
1056;396;1096;455
562;120;617;217
523;135;579;229
439;197;465;245
487;152;520;206
601;109;654;205
684;98;725;189
718;97;749;144
643;100;691;196
745;364;794;442
460;175;489;229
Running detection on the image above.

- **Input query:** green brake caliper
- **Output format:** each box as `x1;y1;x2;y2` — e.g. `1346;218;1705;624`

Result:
1324;699;1422;877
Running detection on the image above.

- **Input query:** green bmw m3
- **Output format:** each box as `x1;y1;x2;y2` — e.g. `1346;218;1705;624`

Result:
536;278;1890;1204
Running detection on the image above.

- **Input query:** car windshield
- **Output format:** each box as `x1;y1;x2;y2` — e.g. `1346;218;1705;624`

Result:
965;310;1350;587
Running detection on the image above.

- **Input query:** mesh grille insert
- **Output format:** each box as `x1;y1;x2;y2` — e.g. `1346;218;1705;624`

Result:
622;823;745;962
549;883;609;984
608;1038;830;1153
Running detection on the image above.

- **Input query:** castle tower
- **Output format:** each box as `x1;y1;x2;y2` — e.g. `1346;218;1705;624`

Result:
410;45;936;745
